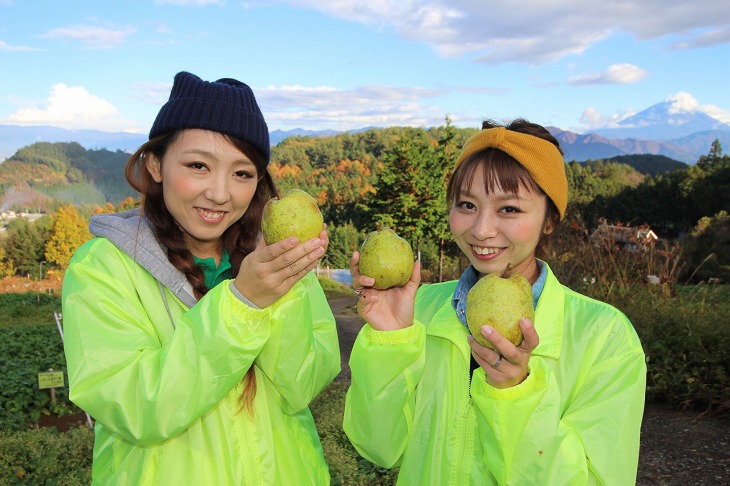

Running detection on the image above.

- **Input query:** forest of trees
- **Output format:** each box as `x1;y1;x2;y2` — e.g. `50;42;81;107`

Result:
0;123;728;283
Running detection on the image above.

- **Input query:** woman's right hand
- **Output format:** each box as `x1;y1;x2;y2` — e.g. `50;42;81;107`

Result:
350;251;420;331
234;234;325;308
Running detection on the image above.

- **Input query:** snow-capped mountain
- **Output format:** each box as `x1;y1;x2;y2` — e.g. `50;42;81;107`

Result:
588;101;730;141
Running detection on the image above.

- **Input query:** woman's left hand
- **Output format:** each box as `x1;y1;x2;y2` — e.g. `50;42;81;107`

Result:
468;317;540;389
234;226;328;308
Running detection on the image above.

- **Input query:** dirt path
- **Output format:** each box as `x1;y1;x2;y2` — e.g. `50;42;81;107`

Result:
328;295;730;485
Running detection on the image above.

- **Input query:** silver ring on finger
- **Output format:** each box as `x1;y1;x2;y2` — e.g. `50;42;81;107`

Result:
353;288;366;298
491;354;503;369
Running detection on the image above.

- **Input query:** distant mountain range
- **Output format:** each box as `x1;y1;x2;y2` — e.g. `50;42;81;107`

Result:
1;100;728;164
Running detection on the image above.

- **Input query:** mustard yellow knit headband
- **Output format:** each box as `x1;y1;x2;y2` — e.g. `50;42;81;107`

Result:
455;127;568;220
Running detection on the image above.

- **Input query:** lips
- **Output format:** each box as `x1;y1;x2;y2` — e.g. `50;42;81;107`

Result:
472;246;500;255
196;207;226;222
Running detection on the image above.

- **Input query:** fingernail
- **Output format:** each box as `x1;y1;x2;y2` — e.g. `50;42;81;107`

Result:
481;325;493;335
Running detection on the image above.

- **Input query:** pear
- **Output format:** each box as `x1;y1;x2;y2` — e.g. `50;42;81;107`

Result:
261;189;324;244
465;268;534;350
358;227;414;290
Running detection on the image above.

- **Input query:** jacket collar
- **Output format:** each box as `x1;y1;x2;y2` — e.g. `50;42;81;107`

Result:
89;209;198;308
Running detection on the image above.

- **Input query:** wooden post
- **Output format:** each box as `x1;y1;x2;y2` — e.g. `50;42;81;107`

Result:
48;368;56;405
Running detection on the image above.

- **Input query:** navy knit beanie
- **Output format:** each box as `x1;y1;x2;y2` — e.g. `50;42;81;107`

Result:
149;71;270;163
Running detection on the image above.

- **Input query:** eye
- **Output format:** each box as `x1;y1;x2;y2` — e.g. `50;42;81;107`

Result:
500;205;521;214
186;161;207;171
234;169;256;179
455;200;476;211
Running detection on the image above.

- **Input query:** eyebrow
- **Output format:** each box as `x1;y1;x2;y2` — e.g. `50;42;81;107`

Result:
460;189;525;201
182;149;256;167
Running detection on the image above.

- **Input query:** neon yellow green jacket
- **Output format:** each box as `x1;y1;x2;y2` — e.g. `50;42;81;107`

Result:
344;263;646;485
63;232;340;485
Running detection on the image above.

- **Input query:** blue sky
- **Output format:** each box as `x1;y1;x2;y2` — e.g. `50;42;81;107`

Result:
1;0;729;135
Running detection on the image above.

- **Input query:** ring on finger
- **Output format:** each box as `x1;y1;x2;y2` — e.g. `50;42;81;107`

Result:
491;354;503;369
353;288;366;298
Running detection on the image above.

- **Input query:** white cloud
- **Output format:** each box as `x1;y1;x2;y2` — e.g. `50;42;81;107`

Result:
0;83;141;132
258;1;730;64
255;84;448;129
580;106;636;130
568;64;648;86
666;92;699;113
667;92;730;123
131;82;174;106
670;26;730;50
42;24;136;49
0;40;39;51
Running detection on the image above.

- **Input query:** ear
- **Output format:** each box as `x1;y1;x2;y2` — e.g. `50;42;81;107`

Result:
543;217;555;235
146;154;163;183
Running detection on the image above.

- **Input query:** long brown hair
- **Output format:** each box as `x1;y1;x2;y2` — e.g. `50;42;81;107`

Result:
126;129;276;412
447;119;562;258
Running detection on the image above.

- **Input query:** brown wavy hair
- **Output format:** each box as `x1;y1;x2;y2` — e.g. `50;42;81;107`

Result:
125;129;277;412
447;119;562;259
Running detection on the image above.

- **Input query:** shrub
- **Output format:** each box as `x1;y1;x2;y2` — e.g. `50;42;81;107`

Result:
546;219;729;413
680;211;730;284
0;426;93;485
0;293;61;329
618;285;730;413
0;323;81;430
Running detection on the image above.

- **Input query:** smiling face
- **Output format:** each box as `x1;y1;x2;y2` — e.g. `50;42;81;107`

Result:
146;129;259;259
449;162;553;283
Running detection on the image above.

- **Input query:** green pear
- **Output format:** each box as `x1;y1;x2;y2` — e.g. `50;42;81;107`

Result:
358;227;414;290
465;269;534;350
261;189;324;244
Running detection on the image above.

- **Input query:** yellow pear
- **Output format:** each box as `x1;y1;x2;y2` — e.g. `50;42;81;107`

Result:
466;269;533;349
261;189;324;244
358;227;414;290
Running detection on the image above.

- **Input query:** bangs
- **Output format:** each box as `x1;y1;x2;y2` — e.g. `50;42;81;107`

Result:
447;149;543;203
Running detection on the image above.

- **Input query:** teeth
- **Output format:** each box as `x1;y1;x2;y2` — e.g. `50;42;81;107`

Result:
199;209;224;219
473;246;498;255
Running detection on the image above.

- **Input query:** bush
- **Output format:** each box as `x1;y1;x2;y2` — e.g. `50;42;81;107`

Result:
680;211;730;284
618;285;730;413
0;323;81;430
546;219;729;413
0;426;93;485
0;293;61;329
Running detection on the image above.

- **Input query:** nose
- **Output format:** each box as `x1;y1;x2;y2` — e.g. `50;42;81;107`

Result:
204;175;231;205
471;212;497;241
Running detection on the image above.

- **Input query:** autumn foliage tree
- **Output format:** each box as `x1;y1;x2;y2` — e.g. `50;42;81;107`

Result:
44;204;92;270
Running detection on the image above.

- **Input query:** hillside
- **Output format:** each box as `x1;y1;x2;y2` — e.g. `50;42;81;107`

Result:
0;129;692;214
0;142;136;211
603;154;688;177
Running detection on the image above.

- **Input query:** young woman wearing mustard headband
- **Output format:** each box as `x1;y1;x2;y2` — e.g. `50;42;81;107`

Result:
344;119;646;485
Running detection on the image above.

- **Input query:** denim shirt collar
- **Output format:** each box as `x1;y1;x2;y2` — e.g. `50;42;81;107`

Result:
451;260;547;329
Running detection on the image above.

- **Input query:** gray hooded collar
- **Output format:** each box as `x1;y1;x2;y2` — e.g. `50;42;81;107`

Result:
89;208;198;308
